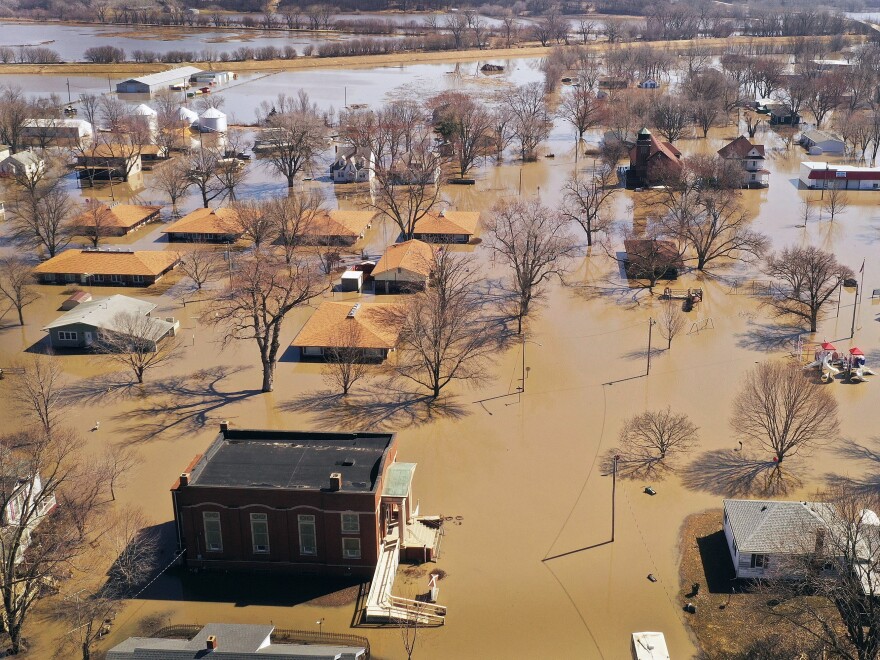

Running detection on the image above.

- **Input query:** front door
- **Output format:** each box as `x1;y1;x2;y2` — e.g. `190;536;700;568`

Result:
84;331;93;345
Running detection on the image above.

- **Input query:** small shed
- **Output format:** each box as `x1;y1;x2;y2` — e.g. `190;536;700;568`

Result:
340;270;364;293
60;290;92;311
199;108;227;133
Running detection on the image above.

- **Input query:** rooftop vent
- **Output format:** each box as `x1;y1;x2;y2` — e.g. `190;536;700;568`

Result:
761;505;768;512
346;303;360;318
206;635;218;651
329;472;342;492
335;458;355;467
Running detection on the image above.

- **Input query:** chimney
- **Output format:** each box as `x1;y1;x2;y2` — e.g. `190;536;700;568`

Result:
219;420;229;433
206;634;218;650
329;472;342;492
179;472;189;487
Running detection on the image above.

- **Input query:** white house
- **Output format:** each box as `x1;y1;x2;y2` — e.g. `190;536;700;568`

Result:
0;151;45;179
330;147;374;183
723;499;832;579
717;136;769;188
0;144;9;161
22;118;93;146
638;79;660;89
800;161;880;190
1;470;57;565
800;129;845;155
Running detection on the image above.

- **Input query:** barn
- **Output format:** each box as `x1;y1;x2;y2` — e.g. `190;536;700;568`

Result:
116;67;202;95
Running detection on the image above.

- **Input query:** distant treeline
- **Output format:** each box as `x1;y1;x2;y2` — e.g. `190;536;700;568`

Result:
0;46;60;63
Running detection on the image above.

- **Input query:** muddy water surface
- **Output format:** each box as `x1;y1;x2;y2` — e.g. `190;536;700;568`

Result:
0;75;879;659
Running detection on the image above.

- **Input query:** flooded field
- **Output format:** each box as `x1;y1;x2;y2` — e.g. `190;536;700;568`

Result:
0;21;396;62
0;59;879;659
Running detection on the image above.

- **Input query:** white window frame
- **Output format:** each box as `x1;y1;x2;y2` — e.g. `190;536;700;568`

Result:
203;511;223;552
132;274;144;284
342;537;361;560
298;514;317;556
58;331;78;341
250;512;270;554
109;274;123;283
341;513;360;534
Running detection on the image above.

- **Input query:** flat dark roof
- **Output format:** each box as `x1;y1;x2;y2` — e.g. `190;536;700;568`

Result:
187;430;395;493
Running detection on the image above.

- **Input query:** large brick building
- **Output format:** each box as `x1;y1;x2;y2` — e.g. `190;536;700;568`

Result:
171;425;426;577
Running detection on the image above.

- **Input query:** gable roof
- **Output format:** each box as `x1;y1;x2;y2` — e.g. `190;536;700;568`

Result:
120;66;202;88
2;151;43;167
413;210;480;236
302;210;374;238
162;207;241;235
724;499;830;554
802;129;842;145
33;249;180;277
72;203;162;231
718;135;765;160
372;239;436;278
770;104;797;118
43;294;173;337
292;301;402;350
629;134;682;166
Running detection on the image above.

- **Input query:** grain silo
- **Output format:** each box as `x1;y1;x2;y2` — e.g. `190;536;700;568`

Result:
177;106;199;127
198;108;227;133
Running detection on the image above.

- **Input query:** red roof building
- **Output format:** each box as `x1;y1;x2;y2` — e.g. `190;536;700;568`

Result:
627;128;682;188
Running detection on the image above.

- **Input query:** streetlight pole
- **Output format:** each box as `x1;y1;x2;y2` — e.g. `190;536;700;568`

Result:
850;283;859;339
611;454;620;542
646;317;656;375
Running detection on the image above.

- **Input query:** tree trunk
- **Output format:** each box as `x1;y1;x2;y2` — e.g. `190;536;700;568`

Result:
810;311;818;333
286;173;295;187
17;306;24;326
262;361;275;392
136;368;144;384
83;641;91;659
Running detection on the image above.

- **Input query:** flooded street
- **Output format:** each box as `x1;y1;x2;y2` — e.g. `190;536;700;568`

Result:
0;56;879;659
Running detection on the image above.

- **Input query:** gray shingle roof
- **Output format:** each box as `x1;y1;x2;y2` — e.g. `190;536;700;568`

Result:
724;499;829;554
43;294;173;338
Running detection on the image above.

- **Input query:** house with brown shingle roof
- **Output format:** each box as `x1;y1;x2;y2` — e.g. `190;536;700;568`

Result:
33;248;180;286
411;210;480;244
372;239;436;294
301;210;375;246
162;207;242;243
718;136;769;188
627;127;682;188
72;202;162;238
292;301;403;361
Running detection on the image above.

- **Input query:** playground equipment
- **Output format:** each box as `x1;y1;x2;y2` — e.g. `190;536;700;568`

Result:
804;342;874;383
662;287;703;311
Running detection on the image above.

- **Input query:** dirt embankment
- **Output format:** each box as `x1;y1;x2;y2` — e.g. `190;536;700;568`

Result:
0;35;856;77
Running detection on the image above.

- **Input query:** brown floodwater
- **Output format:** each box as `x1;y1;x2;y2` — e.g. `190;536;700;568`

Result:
0;101;879;659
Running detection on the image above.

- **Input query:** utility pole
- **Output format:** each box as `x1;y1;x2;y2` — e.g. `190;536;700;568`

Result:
646;317;656;375
611;454;620;542
850;282;859;339
66;78;71;104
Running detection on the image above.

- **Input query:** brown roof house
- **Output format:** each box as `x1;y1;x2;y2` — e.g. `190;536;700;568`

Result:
301;210;375;246
75;144;143;183
33;248;180;286
718;136;769;188
372;239;436;294
623;239;683;282
162;207;242;243
627;127;682;188
171;424;443;582
411;210;480;244
72;202;162;238
292;301;402;361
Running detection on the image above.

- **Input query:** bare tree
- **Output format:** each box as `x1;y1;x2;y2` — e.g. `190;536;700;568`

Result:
0;424;101;655
798;198;817;227
230;200;276;249
658;300;686;349
53;505;159;660
0;256;39;325
498;83;553;162
651;96;692;143
651;164;769;270
765;245;854;332
822;184;849;222
211;133;248;202
153;158;192;218
7;178;74;258
76;199;114;248
186;147;225;208
369;134;443;240
202;253;324;392
266;191;324;264
321;323;372;396
78;93;101;131
806;74;845;129
0;86;31;153
178;247;224;292
562;166;619;248
256;110;325;187
93;311;183;384
485;198;577;334
558;84;607;145
428;91;494;178
99;444;140;503
613;407;699;475
13;354;65;438
393;251;495;398
732;361;839;463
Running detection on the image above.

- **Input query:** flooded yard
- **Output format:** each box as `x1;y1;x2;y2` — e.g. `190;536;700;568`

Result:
0;59;878;659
